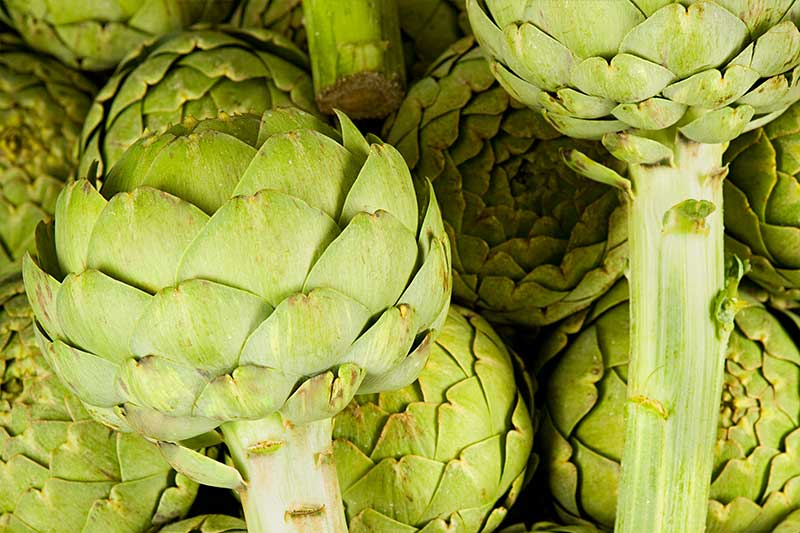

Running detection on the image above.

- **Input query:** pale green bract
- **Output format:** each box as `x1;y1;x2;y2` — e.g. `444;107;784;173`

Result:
0;0;236;71
536;282;800;533
333;305;535;532
1;271;198;532
157;515;247;533
78;27;316;181
467;0;800;144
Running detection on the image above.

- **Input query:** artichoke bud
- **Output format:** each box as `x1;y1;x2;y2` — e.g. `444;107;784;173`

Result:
24;107;452;445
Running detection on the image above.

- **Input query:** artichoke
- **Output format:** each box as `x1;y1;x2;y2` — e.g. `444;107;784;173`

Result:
228;1;306;50
24;108;451;532
333;304;534;533
78;27;316;181
385;38;627;327
775;509;800;533
0;1;236;72
157;515;247;533
536;281;800;533
501;524;600;533
1;270;198;532
397;0;469;77
0;36;95;275
725;100;800;300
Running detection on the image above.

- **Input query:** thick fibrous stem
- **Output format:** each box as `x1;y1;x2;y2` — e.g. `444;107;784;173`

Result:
615;139;729;532
222;416;347;533
303;0;405;119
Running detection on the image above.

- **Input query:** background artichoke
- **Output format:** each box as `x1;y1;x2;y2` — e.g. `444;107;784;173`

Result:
536;282;800;532
25;108;451;532
725;101;800;301
78;26;316;181
1;270;198;532
157;515;247;533
333;304;535;532
228;0;306;50
0;0;237;72
0;36;95;275
385;38;627;327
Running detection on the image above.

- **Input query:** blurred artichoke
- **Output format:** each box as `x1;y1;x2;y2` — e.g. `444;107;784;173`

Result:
157;515;247;533
228;1;306;50
1;270;198;532
385;38;627;327
25;108;451;532
78;27;316;181
397;0;469;77
0;36;95;275
501;523;600;533
725;101;800;300
775;509;800;533
333;304;534;533
0;1;236;71
536;282;800;532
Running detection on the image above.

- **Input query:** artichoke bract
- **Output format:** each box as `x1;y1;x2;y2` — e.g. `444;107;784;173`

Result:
536;282;800;533
0;0;236;72
725;101;800;300
333;305;534;533
228;0;306;50
1;271;198;532
467;3;800;530
397;0;469;77
158;515;247;533
0;36;95;275
385;38;627;327
24;108;452;533
78;27;316;181
501;524;600;533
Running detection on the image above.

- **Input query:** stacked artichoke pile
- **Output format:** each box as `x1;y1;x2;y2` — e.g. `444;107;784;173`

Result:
2;1;800;532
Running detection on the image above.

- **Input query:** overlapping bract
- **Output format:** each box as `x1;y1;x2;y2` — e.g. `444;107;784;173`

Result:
228;1;306;50
385;39;627;327
725;101;800;299
333;305;534;533
78;27;316;180
1;271;198;532
397;0;469;76
0;36;94;275
501;524;600;533
536;282;800;532
25;108;452;445
158;515;247;533
0;0;236;71
467;0;800;143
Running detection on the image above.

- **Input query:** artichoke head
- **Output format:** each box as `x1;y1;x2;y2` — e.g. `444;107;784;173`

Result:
0;0;237;71
385;39;627;327
333;305;535;533
725;101;800;300
24;108;452;446
1;271;198;532
0;36;95;275
536;282;800;532
157;515;247;533
228;0;307;51
78;27;316;181
467;0;800;144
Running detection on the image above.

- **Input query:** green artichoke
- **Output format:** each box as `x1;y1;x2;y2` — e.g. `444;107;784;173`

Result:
228;1;306;50
24;108;451;532
725;100;800;300
0;36;95;275
333;304;534;532
78;27;316;181
385;38;627;327
501;523;600;533
467;0;800;144
536;282;800;533
0;1;236;72
1;270;198;532
775;509;800;533
157;515;247;533
397;0;469;77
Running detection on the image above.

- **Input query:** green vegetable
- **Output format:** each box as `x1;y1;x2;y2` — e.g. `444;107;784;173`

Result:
536;282;800;533
384;38;627;327
396;0;468;77
333;304;534;532
775;509;800;533
24;108;451;533
467;2;800;530
228;0;306;50
725;101;800;300
1;270;198;532
0;0;236;71
303;0;406;119
501;523;600;533
158;515;247;533
0;36;94;276
78;27;316;181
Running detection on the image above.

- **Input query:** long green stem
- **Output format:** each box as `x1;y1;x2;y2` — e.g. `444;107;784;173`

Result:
222;416;347;533
303;0;405;119
615;139;730;532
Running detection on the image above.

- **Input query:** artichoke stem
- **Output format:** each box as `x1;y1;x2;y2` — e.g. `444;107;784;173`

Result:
303;0;405;119
222;416;347;533
616;139;730;533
